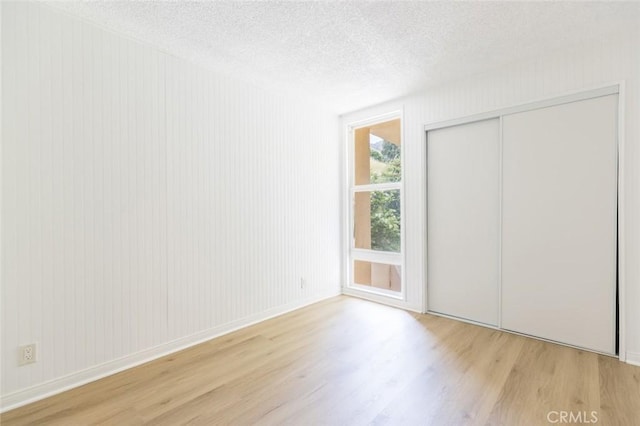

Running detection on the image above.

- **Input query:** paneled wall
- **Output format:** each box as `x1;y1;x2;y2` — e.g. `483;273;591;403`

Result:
1;2;341;407
342;33;640;362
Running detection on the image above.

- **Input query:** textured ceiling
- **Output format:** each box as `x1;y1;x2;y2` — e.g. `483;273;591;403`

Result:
49;1;640;114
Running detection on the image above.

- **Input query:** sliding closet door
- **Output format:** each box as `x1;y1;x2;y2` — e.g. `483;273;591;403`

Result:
502;94;618;354
427;119;500;326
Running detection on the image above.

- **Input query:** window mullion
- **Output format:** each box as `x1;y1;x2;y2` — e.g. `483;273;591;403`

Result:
352;182;401;192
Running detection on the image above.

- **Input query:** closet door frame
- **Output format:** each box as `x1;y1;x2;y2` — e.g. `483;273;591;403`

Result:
423;82;626;361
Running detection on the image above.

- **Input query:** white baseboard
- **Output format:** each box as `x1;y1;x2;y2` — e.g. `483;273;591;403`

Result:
626;351;640;367
0;291;339;413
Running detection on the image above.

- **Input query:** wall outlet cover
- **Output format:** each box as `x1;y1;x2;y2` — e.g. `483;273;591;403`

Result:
19;343;37;366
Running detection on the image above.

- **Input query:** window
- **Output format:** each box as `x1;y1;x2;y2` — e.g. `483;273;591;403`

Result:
348;115;403;297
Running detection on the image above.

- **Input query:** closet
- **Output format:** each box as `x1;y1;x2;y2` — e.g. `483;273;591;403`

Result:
426;89;619;355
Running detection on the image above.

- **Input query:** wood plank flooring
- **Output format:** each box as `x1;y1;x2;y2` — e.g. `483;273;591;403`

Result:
2;296;639;425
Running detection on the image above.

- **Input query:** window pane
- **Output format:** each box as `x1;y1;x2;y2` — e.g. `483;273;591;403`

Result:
354;190;401;252
354;260;402;292
354;119;401;185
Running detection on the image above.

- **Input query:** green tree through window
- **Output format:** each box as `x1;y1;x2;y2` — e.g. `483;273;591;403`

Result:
370;140;401;252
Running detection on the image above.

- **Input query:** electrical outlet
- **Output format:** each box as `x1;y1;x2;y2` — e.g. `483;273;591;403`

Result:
19;343;36;366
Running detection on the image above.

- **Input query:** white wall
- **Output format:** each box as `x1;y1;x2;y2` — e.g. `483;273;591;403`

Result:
1;2;341;408
342;34;640;363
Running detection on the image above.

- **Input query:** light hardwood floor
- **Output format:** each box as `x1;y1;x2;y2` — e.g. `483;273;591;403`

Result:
2;296;639;425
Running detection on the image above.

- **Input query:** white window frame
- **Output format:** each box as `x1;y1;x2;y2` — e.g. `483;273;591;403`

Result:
345;111;405;300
